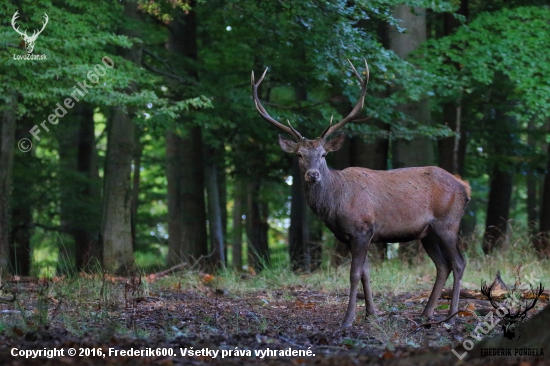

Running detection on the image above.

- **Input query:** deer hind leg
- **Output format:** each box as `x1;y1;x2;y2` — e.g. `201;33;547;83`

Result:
342;235;371;327
420;230;452;320
361;255;376;316
434;227;465;322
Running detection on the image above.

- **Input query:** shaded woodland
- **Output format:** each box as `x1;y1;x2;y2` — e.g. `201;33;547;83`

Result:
0;0;549;276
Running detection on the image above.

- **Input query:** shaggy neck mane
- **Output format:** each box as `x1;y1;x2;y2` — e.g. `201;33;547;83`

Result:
302;163;341;221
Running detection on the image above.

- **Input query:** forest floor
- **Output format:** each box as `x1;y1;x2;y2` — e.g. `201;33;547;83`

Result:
0;266;548;366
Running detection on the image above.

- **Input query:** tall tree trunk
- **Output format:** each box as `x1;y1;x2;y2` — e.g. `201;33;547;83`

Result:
231;179;245;270
288;158;306;271
10;206;31;275
101;107;135;274
535;141;550;257
483;166;513;254
166;131;183;264
74;104;101;271
165;4;209;267
205;147;225;269
218;157;228;261
101;0;140;274
389;5;433;262
389;5;433;170
180;126;208;264
482;97;516;254
438;0;468;174
56;115;79;273
10;116;34;275
246;179;270;270
131;127;142;250
288;84;324;272
0;91;17;272
526;122;538;229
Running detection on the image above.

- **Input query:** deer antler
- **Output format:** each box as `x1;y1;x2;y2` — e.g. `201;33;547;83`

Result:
521;283;544;316
11;11;27;37
251;68;303;141
320;59;369;139
481;281;510;316
29;13;49;39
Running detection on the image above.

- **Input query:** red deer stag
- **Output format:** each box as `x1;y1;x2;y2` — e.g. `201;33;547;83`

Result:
251;59;471;326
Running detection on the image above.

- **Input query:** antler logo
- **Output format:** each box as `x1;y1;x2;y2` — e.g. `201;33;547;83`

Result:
11;11;48;54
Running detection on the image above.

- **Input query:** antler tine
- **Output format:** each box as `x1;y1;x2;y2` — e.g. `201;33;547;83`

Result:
286;120;302;139
37;13;48;35
11;11;27;37
481;281;505;312
320;115;334;138
321;58;369;139
251;68;303;141
523;283;544;314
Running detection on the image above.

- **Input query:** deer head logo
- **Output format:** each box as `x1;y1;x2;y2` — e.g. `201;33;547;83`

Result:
11;11;49;54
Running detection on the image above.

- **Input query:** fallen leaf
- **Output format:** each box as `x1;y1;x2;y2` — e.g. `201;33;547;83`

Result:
202;274;215;284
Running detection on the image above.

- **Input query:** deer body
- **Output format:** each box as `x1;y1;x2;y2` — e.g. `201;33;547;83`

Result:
307;165;469;238
252;60;470;326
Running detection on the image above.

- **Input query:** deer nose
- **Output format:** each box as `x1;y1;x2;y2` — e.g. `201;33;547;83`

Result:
305;170;320;182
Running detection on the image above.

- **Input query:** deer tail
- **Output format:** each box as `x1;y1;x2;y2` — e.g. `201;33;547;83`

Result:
454;174;471;202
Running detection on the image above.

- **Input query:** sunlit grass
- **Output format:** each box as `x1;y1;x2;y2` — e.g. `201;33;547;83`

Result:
28;224;549;298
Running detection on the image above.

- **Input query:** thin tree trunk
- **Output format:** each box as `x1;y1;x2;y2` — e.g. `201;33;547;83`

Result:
205;147;225;269
438;0;468;174
10;116;34;275
287;83;324;272
74;104;101;270
10;206;31;275
166;131;183;264
288;158;306;271
101;0;140;274
101;107;135;274
526;122;538;229
1;92;17;271
131;127;142;250
56;110;79;273
165;4;209;267
232;179;245;270
246;179;270;270
483;166;513;253
389;5;433;170
179;126;208;264
218;157;228;261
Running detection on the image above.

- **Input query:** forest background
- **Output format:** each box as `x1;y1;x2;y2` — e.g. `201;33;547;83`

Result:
1;0;550;278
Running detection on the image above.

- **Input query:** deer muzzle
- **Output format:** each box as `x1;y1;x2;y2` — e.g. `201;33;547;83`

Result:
305;170;320;182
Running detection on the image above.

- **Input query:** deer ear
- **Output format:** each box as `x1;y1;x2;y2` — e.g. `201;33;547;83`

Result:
324;132;345;152
279;134;298;153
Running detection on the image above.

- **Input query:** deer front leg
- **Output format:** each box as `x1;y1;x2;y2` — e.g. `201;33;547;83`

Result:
342;235;371;327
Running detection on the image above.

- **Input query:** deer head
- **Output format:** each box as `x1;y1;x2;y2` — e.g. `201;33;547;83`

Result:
11;11;49;54
481;281;544;340
251;60;369;183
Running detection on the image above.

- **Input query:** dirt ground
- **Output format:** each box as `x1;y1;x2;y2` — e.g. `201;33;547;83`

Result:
0;278;547;366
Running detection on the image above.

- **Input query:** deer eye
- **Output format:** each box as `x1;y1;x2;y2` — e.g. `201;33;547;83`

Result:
297;153;303;158
322;153;327;158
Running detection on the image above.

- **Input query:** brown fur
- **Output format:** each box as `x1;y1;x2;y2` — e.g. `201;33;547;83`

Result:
279;133;470;326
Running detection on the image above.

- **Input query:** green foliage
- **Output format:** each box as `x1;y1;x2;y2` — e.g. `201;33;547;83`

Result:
417;6;550;125
3;0;550;274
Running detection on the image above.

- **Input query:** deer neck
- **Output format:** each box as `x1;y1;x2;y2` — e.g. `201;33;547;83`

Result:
301;163;339;220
